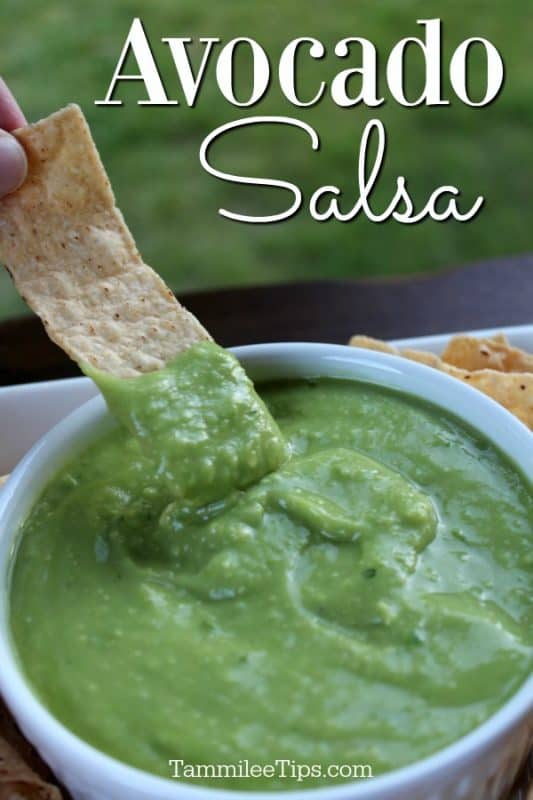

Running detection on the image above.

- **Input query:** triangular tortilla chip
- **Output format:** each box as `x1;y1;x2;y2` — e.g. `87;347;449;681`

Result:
0;105;210;377
442;335;533;373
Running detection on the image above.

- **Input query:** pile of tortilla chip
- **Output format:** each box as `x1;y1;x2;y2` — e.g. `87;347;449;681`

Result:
349;333;532;430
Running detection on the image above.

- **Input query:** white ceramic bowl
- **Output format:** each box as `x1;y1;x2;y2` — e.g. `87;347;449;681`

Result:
0;344;531;800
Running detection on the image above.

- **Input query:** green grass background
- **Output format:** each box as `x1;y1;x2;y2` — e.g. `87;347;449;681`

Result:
0;0;531;319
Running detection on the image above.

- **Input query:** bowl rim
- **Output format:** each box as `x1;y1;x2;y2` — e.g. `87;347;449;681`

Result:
0;341;531;800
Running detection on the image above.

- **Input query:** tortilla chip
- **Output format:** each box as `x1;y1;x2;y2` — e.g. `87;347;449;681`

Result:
348;335;396;355
442;335;533;373
0;736;62;799
349;336;443;369
400;348;444;369
0;105;210;377
487;333;508;345
457;370;532;428
349;335;532;429
0;475;8;488
0;700;64;796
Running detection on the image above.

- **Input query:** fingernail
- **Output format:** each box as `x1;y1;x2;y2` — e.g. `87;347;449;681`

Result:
0;131;27;197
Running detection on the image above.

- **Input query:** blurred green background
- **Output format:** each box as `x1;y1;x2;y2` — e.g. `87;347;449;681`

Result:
1;0;531;319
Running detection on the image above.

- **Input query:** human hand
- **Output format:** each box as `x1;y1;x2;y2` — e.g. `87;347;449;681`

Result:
0;78;27;198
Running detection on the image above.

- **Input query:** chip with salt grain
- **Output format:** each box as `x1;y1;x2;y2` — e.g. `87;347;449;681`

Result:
0;104;210;378
442;335;533;374
457;369;532;428
349;334;532;429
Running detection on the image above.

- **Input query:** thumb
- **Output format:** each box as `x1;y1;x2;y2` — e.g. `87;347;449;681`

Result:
0;130;27;198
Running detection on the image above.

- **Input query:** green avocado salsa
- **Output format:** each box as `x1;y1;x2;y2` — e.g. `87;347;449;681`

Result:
9;343;533;790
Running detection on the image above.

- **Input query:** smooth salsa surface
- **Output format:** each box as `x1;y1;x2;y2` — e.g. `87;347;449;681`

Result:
10;344;533;789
